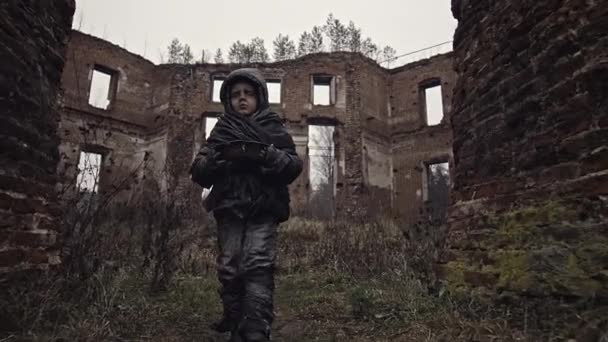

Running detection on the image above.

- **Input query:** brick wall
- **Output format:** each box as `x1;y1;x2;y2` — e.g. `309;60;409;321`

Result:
58;32;457;224
390;54;457;224
0;0;75;278
61;31;157;126
57;32;160;204
444;0;608;301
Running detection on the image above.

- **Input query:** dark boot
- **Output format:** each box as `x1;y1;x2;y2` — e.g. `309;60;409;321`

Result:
239;218;277;342
211;286;242;333
215;215;246;334
238;317;270;342
210;315;236;333
229;326;244;342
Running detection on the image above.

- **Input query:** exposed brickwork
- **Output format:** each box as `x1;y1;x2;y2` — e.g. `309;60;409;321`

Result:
445;0;608;301
391;54;456;225
0;0;75;278
58;32;166;204
57;31;456;224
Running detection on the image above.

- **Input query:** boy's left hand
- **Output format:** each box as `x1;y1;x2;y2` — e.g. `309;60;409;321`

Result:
257;146;268;163
260;144;282;166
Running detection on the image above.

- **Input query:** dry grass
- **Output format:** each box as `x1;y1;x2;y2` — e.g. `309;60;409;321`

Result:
277;217;409;276
1;217;602;341
0;270;536;342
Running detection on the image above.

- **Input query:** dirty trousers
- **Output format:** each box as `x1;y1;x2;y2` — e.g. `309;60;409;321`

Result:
216;212;277;329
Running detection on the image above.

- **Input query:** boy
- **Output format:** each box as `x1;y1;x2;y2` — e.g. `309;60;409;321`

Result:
190;68;302;341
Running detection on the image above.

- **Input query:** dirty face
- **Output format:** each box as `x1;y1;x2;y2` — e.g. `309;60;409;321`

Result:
230;81;258;115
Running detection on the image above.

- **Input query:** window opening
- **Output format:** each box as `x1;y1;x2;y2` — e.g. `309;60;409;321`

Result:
76;151;102;193
88;67;115;110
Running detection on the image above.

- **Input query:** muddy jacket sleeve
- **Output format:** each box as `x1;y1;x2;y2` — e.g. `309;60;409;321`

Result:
260;143;303;185
190;145;225;188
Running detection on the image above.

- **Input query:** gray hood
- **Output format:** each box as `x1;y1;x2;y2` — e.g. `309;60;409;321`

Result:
219;68;269;114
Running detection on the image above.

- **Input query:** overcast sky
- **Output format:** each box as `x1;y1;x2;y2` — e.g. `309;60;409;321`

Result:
73;0;457;66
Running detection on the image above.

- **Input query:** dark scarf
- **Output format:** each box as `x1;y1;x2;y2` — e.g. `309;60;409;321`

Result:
207;109;293;150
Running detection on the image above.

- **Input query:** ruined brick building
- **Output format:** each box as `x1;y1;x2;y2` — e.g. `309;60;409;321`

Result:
444;0;608;304
57;30;456;224
0;1;75;278
2;0;606;318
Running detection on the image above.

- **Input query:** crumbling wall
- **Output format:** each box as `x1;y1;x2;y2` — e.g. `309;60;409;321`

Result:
59;33;457;224
58;31;159;203
0;0;75;278
162;56;365;217
355;62;392;216
362;134;393;215
392;130;453;225
390;54;456;225
445;0;608;302
62;31;157;126
56;108;150;204
390;54;455;128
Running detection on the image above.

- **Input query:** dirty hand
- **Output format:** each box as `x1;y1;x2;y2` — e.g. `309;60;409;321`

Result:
200;148;226;172
210;148;225;162
257;145;269;163
261;144;282;166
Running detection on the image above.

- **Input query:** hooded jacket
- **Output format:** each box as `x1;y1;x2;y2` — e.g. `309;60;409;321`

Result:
190;68;303;221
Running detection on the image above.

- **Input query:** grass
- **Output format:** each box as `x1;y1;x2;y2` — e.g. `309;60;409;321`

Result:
1;217;602;341
0;270;547;341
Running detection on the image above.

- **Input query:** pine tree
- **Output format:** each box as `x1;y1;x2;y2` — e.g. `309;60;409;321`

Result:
199;49;212;63
181;44;193;64
381;46;397;68
228;38;269;63
273;34;296;61
310;26;324;53
250;37;269;62
324;13;348;52
346;21;361;52
167;38;183;63
297;31;312;57
214;48;224;63
228;40;246;63
361;38;379;59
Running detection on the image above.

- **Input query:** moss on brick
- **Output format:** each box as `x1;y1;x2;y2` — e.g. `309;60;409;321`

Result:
489;200;578;248
446;199;608;299
492;250;534;292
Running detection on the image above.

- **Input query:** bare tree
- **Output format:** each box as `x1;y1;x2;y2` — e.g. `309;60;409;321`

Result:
158;48;165;64
76;9;84;30
308;125;335;219
426;163;450;225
